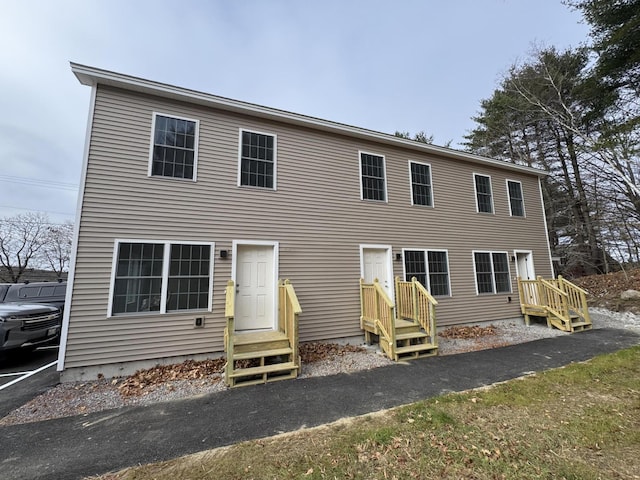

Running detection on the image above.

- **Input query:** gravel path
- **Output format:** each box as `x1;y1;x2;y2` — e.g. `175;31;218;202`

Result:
1;308;638;427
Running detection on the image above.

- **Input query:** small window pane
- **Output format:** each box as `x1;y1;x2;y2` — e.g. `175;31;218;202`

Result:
361;153;386;201
508;181;525;217
411;162;433;206
475;175;493;213
404;250;427;285
240;131;275;189
151;115;197;180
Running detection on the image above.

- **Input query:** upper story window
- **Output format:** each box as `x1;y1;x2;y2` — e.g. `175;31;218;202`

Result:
474;174;493;213
403;249;451;296
360;152;387;202
507;180;525;217
409;161;433;207
473;251;511;294
150;114;198;180
239;130;276;189
110;240;213;316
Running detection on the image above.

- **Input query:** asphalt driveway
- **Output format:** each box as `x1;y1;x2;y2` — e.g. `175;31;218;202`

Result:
1;328;639;480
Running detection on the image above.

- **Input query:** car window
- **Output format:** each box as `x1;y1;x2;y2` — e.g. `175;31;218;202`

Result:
40;286;56;296
20;286;41;298
54;285;66;295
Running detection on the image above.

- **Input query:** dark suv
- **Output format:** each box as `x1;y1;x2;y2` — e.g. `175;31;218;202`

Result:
0;281;66;353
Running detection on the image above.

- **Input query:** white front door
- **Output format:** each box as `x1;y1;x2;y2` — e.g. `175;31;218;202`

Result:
515;251;535;280
361;246;393;298
235;244;276;331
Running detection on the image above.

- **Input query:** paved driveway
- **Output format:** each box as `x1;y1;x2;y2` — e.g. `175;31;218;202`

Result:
0;347;60;418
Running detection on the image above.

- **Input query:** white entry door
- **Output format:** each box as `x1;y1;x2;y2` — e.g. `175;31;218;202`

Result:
235;244;276;331
361;246;393;298
515;251;535;280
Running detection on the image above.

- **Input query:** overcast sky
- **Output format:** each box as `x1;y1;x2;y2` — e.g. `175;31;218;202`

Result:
0;0;590;225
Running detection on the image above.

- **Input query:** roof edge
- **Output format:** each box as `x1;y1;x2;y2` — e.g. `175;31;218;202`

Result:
70;62;547;177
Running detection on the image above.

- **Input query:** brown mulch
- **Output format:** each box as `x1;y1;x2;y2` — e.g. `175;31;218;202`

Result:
438;325;497;340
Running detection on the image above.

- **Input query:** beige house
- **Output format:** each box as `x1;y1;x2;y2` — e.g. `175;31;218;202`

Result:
58;63;553;382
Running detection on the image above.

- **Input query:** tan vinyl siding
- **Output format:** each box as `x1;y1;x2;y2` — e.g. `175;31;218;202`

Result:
64;84;552;370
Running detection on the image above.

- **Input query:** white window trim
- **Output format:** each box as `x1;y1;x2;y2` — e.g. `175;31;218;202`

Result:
148;112;200;181
472;250;512;295
473;173;494;214
237;128;278;190
107;239;215;317
359;150;388;203
506;179;526;217
401;248;452;297
408;160;435;208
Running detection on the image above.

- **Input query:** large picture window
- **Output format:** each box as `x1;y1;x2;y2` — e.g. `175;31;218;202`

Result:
507;180;525;217
409;161;433;206
473;251;511;294
403;249;450;296
150;114;198;180
474;174;493;213
360;152;387;201
239;130;276;189
111;241;213;315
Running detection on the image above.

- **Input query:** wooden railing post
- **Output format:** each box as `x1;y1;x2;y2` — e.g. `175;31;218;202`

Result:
224;280;236;386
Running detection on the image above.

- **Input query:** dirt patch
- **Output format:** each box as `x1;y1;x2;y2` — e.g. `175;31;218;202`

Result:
572;268;640;313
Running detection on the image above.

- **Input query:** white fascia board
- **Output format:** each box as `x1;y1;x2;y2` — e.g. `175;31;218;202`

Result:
70;62;548;178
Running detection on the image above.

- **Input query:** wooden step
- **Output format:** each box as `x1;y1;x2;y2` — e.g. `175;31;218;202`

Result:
396;332;429;341
232;347;293;361
233;330;290;353
395;342;438;360
228;361;298;378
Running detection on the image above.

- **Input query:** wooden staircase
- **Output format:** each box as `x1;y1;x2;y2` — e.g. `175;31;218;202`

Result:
517;275;592;333
224;279;302;387
360;276;438;361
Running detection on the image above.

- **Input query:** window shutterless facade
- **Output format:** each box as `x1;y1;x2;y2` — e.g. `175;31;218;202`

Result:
109;240;214;316
403;249;451;296
409;161;433;207
360;152;387;202
474;174;493;213
239;129;276;189
473;251;511;294
507;180;525;217
149;113;198;180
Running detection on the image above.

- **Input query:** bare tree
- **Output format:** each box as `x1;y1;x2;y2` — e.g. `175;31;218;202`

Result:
40;221;74;279
0;212;50;282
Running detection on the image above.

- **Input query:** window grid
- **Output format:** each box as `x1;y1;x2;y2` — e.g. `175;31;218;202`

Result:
474;251;511;294
111;242;212;315
167;244;211;311
113;243;165;314
508;180;525;217
404;249;450;296
360;153;386;201
410;162;433;206
240;131;275;188
475;174;493;213
151;115;197;180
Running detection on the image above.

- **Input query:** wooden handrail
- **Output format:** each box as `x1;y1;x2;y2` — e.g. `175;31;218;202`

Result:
279;279;302;368
224;280;236;385
395;276;438;344
359;278;396;359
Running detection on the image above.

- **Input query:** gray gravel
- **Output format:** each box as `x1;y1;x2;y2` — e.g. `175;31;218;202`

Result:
1;308;637;427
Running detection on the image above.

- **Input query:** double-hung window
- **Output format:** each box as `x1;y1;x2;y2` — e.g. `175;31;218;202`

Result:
409;161;433;206
360;152;387;202
474;174;493;213
507;180;525;217
403;249;451;296
239;130;276;189
473;251;511;294
150;114;198;180
110;241;213;315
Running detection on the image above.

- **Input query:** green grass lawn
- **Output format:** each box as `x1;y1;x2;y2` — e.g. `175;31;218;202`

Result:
93;346;640;480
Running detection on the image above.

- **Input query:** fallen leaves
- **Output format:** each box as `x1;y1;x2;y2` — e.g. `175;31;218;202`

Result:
438;325;498;339
117;358;226;397
298;342;366;364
